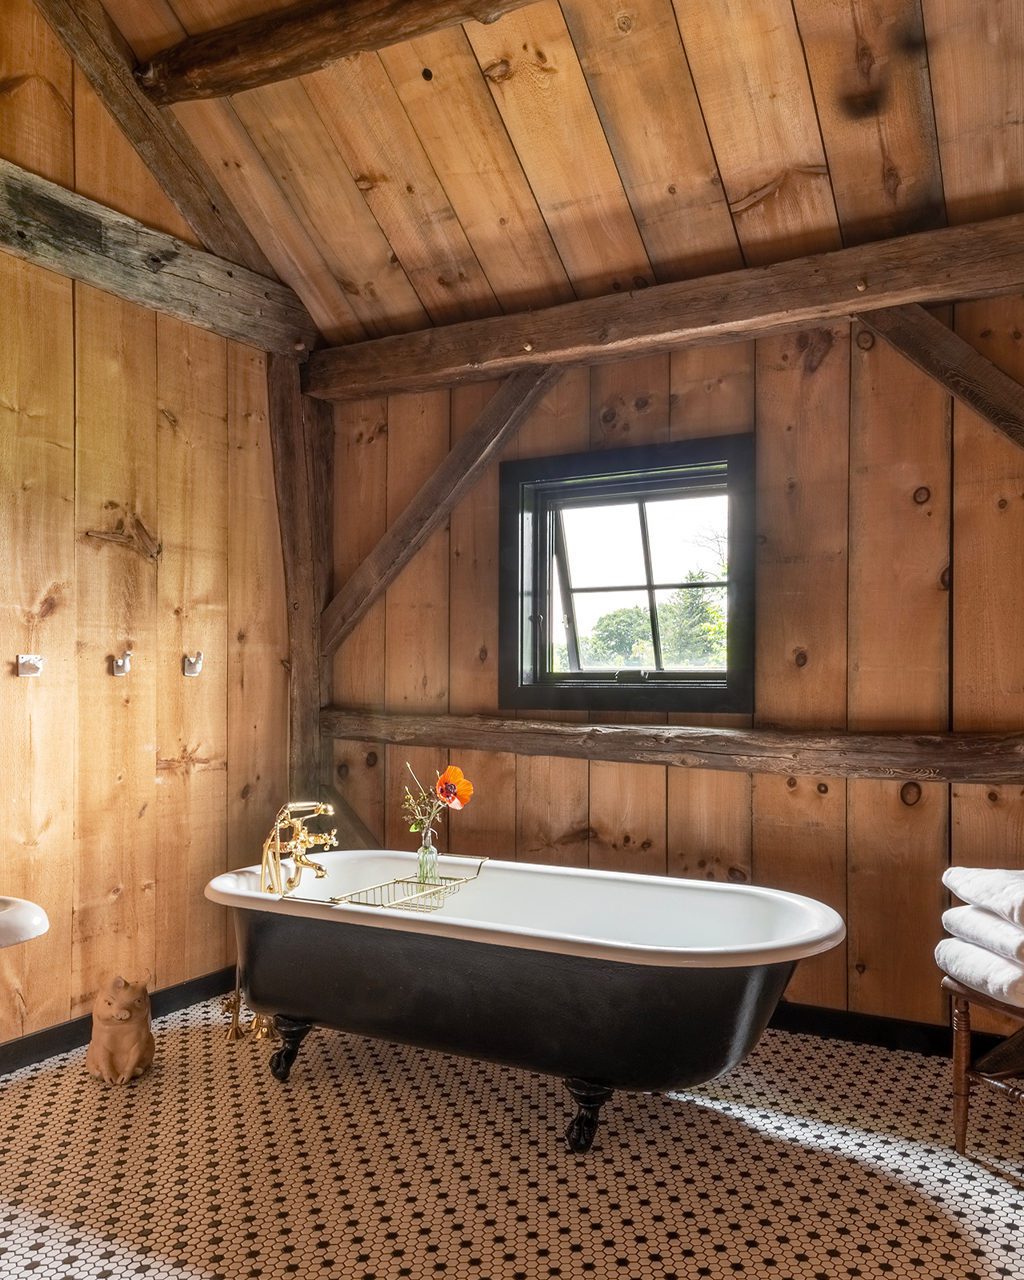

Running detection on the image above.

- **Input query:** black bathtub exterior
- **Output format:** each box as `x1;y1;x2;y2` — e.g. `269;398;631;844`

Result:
235;907;794;1149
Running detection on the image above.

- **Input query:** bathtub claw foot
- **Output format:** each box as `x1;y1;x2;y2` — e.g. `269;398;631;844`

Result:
564;1079;614;1154
269;1016;312;1082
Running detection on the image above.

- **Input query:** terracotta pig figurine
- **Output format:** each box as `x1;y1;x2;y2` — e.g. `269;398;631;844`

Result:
85;974;155;1085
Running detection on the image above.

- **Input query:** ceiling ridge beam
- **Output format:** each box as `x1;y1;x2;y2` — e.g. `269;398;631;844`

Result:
303;210;1024;402
320;708;1024;786
32;0;277;279
137;0;539;106
857;304;1024;451
320;365;561;660
0;157;318;356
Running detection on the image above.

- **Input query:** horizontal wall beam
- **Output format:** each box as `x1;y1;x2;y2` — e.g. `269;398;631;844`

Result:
137;0;537;106
0;158;318;356
858;304;1024;451
320;708;1024;785
305;211;1024;401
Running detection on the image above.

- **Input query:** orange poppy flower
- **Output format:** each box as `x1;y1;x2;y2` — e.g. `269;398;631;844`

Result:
436;765;474;810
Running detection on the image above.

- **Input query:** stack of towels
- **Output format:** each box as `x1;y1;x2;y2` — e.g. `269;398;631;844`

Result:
936;867;1024;1008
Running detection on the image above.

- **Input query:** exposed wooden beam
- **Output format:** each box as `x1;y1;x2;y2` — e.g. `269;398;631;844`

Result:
321;709;1024;786
268;354;324;799
137;0;538;106
320;366;560;659
267;356;379;848
32;0;274;276
0;158;318;356
305;211;1024;401
857;304;1024;451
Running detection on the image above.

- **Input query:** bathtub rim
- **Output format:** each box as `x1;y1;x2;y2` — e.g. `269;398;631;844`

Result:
206;849;845;970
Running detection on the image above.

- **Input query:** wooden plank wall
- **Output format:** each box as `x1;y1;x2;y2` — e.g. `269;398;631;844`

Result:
319;0;1024;1034
331;315;1024;1027
0;0;288;1045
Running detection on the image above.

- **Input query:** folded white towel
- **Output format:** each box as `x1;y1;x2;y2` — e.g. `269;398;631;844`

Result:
935;937;1024;1009
943;904;1024;963
943;866;1024;927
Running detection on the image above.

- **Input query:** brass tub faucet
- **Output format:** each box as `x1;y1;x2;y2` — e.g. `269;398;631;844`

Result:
260;801;338;896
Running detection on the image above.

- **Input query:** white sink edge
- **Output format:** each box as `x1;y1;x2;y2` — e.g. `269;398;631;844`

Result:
0;898;50;948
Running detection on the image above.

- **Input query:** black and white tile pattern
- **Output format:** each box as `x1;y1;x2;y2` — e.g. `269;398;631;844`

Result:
1;999;1021;1280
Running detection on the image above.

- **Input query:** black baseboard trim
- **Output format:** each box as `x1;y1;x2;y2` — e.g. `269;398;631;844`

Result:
1;974;1004;1075
0;966;234;1078
770;999;1002;1059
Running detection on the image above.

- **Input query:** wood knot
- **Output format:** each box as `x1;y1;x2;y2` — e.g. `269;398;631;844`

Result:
913;486;931;505
794;648;809;668
900;782;922;806
366;751;378;768
786;776;798;790
615;10;633;33
816;783;828;795
856;330;875;351
483;58;512;82
336;762;349;779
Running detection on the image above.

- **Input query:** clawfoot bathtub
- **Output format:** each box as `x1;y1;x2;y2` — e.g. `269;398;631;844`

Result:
206;851;844;1152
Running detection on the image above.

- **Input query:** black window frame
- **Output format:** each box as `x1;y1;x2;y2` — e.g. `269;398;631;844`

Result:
498;434;755;714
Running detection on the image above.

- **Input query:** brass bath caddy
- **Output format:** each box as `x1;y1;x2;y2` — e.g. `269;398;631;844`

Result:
330;857;488;914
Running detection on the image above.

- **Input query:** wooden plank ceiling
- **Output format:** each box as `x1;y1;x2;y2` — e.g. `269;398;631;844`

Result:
97;0;1024;347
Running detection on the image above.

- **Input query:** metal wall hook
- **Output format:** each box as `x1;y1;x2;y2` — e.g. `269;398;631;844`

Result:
17;654;44;677
183;650;204;677
111;650;133;676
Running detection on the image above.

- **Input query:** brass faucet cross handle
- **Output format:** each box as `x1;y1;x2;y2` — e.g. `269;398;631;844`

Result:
260;801;338;896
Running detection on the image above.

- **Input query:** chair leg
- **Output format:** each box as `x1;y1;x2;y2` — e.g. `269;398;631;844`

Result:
951;994;972;1156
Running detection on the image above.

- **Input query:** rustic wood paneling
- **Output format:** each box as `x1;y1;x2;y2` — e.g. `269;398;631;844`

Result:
559;0;739;282
0;0;76;1043
0;20;290;1045
226;343;288;882
0;255;76;1041
447;380;517;857
753;326;850;1009
926;0;1024;1032
330;396;388;841
72;283;160;1014
846;316;951;1025
383;390;452;851
464;1;653;298
378;29;574;312
154;316;229;988
792;0;946;243
674;0;840;266
302;55;498;324
512;367;591;867
667;341;754;885
951;298;1024;1034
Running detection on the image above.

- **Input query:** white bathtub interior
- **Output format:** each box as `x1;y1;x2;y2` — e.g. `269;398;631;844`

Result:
208;849;845;968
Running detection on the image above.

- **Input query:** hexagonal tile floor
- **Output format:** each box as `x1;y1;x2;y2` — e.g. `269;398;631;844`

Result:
0;998;1021;1280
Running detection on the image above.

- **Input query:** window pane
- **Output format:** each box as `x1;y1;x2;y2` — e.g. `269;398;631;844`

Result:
561;503;646;588
574;590;654;670
656;586;727;670
549;571;570;672
646;494;728;584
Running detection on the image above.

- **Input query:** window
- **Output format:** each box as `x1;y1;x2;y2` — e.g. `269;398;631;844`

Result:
499;435;754;713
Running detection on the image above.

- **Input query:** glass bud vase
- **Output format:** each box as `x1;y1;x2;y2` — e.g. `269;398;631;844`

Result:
417;828;439;884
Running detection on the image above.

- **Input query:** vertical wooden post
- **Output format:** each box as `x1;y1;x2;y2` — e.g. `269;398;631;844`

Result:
266;353;378;847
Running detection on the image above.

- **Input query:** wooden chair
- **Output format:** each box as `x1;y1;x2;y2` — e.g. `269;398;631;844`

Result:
942;975;1024;1155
